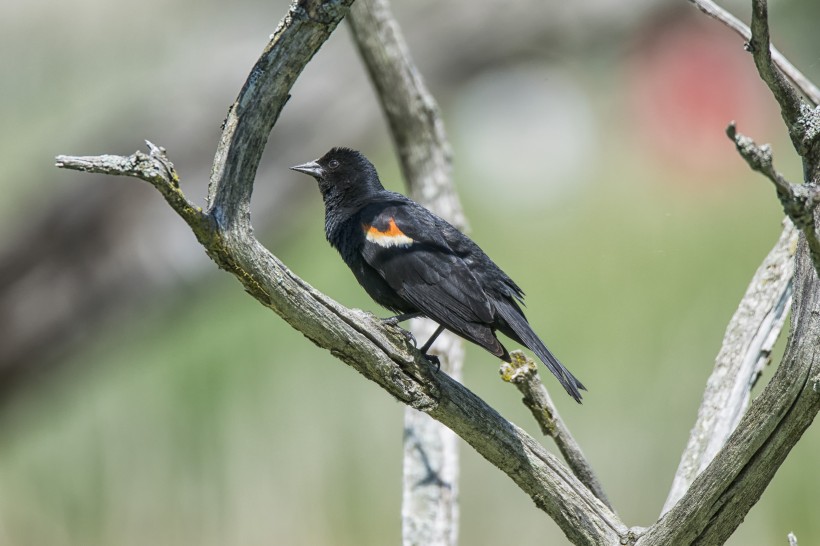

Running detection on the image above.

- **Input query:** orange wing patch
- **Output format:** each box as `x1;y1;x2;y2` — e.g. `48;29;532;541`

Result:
362;218;415;248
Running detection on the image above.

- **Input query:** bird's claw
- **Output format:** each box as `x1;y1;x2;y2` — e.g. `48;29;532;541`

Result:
382;318;417;347
401;329;417;347
424;353;441;371
382;316;400;327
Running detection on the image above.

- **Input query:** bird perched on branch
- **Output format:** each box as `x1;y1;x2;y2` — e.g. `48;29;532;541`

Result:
291;147;585;402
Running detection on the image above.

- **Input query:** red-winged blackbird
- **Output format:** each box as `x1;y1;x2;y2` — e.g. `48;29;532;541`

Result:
291;148;585;402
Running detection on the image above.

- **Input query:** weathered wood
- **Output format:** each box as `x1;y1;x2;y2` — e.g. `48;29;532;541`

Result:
664;221;796;513
639;235;820;545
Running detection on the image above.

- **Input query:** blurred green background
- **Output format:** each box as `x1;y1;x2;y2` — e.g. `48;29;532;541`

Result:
1;0;818;544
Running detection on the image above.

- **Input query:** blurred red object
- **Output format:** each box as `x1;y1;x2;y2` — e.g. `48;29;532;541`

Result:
627;11;777;178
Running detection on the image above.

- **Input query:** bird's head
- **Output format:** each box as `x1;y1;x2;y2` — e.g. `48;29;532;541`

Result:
291;147;384;204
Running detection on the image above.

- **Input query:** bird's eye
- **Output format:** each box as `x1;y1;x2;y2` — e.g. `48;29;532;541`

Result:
328;159;340;169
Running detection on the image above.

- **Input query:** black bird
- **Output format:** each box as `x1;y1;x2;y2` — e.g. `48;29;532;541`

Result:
291;147;585;402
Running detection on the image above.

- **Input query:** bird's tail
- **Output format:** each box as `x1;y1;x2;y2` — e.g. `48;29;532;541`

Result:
496;301;585;403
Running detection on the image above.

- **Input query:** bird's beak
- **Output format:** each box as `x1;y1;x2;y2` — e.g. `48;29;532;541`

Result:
290;160;323;178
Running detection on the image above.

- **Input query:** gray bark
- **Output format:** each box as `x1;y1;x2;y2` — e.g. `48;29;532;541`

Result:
663;220;796;513
501;350;613;512
638;233;820;545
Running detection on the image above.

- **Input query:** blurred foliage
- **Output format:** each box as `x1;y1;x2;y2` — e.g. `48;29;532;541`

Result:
2;0;819;544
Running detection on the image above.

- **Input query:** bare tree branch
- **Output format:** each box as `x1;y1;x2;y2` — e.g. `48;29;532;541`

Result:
740;0;820;182
501;351;612;512
727;124;820;274
347;0;464;231
663;219;796;513
747;0;805;127
641;2;820;541
638;235;820;545
348;0;464;542
688;0;820;106
727;126;800;197
401;322;463;546
206;0;354;231
58;144;626;545
55;142;210;237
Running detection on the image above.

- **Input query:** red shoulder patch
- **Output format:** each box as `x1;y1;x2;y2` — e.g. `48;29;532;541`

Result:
362;218;415;248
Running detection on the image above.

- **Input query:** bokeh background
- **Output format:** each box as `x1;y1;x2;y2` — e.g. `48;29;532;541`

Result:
2;0;818;544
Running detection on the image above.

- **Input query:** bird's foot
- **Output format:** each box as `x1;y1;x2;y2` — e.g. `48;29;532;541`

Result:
400;328;417;347
424;353;441;372
382;312;423;327
381;318;417;347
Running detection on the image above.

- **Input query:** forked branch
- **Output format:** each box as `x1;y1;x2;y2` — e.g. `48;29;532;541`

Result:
647;1;820;542
55;1;624;544
688;0;820;106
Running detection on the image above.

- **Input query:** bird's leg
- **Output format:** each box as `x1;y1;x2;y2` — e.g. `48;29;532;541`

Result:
381;312;423;347
381;311;423;326
381;314;444;370
419;324;445;353
419;324;446;371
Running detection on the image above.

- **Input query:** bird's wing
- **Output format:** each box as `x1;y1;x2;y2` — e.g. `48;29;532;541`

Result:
359;204;500;350
437;220;526;304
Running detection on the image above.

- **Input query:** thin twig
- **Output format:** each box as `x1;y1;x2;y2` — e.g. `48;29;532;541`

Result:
55;142;210;237
726;125;794;197
662;220;796;513
727;123;820;274
501;351;613;512
688;0;820;106
348;1;463;543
